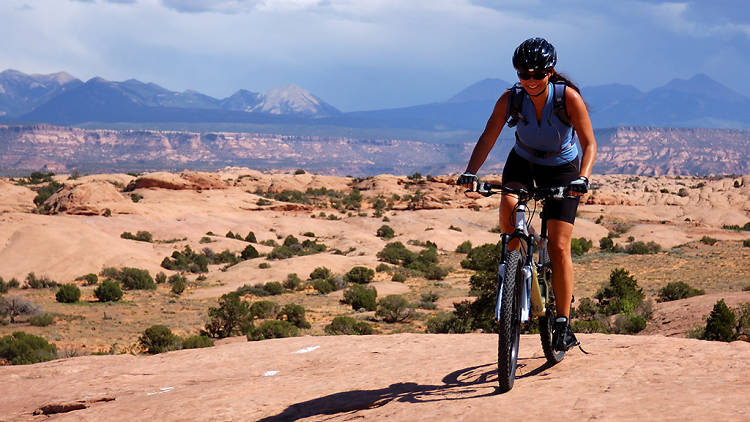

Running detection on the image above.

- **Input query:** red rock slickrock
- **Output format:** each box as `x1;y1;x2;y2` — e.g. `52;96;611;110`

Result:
1;333;749;421
43;182;134;215
131;171;227;191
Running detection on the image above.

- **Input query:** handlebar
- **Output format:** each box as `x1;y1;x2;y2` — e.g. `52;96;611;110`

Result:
469;181;573;200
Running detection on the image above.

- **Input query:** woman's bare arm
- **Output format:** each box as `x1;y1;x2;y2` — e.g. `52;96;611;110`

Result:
464;90;511;174
565;87;597;179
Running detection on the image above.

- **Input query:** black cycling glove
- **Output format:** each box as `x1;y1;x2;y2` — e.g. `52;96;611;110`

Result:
569;176;590;194
457;172;478;186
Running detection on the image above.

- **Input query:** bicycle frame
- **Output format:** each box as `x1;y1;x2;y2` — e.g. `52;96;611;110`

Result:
494;201;548;323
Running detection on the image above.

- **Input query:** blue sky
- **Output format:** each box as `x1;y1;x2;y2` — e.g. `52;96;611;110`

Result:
1;0;749;111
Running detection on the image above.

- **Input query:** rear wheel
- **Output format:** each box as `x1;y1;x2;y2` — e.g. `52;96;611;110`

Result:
497;250;523;393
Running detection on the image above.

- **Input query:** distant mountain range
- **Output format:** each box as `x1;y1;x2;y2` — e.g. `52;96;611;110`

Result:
2;69;750;133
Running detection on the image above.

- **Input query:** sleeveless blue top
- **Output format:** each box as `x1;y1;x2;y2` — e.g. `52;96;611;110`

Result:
512;83;578;166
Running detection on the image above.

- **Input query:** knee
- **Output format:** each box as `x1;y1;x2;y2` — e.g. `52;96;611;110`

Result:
547;238;570;257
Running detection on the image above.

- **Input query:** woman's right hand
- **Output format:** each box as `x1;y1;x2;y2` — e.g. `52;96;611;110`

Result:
457;172;478;191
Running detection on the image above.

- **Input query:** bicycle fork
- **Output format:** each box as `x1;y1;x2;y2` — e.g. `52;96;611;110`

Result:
494;234;535;323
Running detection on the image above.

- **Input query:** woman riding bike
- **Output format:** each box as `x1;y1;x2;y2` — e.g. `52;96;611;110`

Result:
458;37;597;352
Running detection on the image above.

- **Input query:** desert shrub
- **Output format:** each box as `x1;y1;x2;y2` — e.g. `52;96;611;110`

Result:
278;304;311;329
392;273;407;282
241;245;260;260
375;263;391;273
572;318;609;334
247;320;299;341
283;273;303;290
250;300;280;319
426;312;470;334
170;277;186;295
377;225;395;239
139;325;181;354
75;273;99;286
345;266;375;284
570;237;593;256
460;243;501;271
417;291;439;310
575;297;598;319
626;241;661;254
245;231;257;243
342;284;378;311
130;193;143;202
309;267;332;280
595;268;645;315
700;236;718;245
377;242;416;266
744;240;750;248
205;293;253;338
455;240;472;254
449;225;462;232
702;299;736;342
0;278;7;294
324;316;373;335
155;272;167;284
33;180;63;208
657;281;705;302
0;332;57;365
312;278;336;294
268;237;327;260
55;284;81;303
181;335;214;349
736;302;750;340
613;314;648;334
94;280;123;302
25;272;57;289
259;262;271;269
160;246;209;273
199;236;212;244
102;267;155;290
29;313;55;327
120;231;153;243
422;265;448;280
376;295;414;323
262;282;284;296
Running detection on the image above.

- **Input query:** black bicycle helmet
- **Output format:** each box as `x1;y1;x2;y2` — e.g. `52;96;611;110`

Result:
512;37;557;71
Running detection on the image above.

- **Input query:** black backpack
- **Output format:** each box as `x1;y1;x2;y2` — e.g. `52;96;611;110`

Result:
505;83;575;158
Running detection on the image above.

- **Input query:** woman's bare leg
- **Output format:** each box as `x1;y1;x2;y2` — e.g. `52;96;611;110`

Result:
547;219;574;318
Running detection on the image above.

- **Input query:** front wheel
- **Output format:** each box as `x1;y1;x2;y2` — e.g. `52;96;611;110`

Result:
497;250;523;393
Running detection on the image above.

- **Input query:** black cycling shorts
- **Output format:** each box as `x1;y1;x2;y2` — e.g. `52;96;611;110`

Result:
501;149;581;224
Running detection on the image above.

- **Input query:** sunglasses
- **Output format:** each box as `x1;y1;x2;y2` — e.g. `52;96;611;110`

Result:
517;70;550;80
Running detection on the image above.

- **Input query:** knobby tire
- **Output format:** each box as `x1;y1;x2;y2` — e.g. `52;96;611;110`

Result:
497;250;523;393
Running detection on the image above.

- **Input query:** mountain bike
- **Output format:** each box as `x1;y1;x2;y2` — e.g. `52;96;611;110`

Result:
474;181;574;393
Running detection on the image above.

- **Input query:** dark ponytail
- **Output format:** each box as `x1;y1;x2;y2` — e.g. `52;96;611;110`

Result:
549;71;581;94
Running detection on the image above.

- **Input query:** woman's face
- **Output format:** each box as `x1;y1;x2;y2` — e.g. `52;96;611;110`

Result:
517;68;552;96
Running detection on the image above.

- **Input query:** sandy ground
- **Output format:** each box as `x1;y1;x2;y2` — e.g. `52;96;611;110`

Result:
1;333;749;421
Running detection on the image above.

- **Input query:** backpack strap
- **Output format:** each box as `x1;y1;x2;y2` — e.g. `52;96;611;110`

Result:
505;84;527;128
552;83;571;127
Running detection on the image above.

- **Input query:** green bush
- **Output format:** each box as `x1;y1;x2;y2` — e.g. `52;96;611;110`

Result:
55;284;81;303
241;244;260;260
33;180;63;208
120;231;153;243
344;266;375;284
700;236;718;245
75;273;99;286
0;278;8;294
613;314;647;334
170;276;186;295
422;264;448;280
262;282;284;296
94;280;123;302
570;237;593;256
0;331;57;365
160;246;209;273
375;263;391;273
181;335;214;349
139;325;180;354
101;267;155;290
657;281;705;302
703;299;736;342
283;273;303;290
312;278;336;294
376;295;414;323
247;320;299;341
250;300;280;319
268;238;327;260
595;268;645;315
324;316;373;335
245;231;257;243
575;297;598;319
377;225;395;239
29;313;55;327
572;318;609;334
377;242;415;266
626;241;661;254
309;267;332;280
460;243;501;271
455;240;472;254
342;284;378;311
426;312;470;333
391;273;406;282
25;272;57;289
278;304;311;329
204;293;253;338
